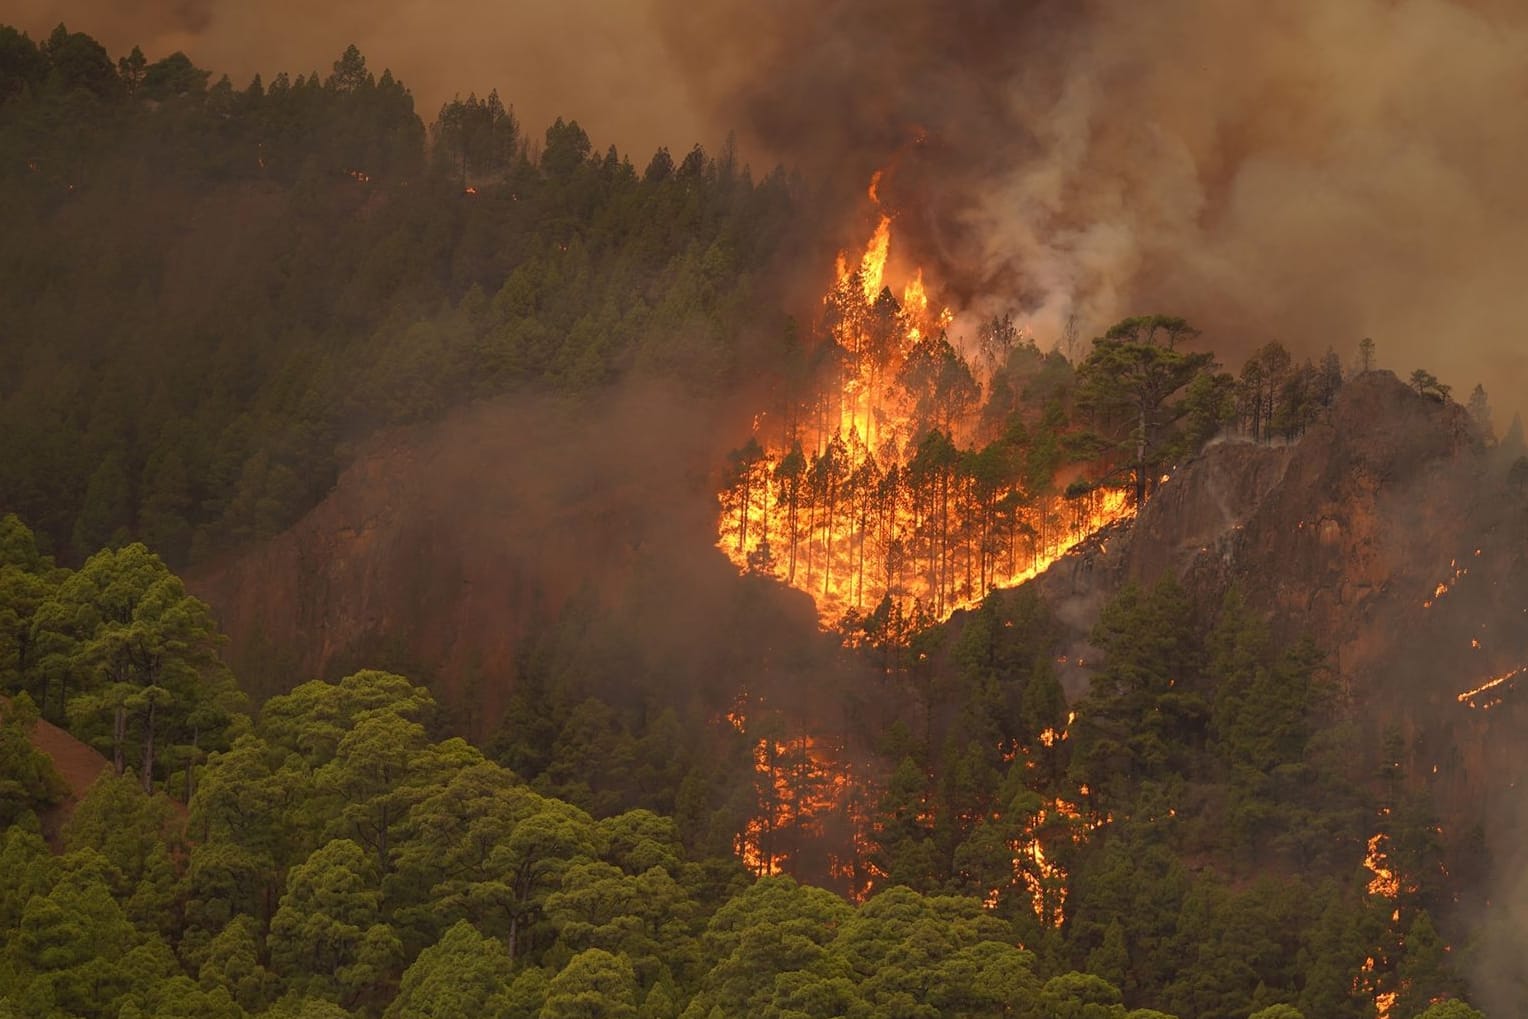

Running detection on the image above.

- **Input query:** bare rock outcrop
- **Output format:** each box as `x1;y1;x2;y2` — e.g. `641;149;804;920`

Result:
1034;371;1528;815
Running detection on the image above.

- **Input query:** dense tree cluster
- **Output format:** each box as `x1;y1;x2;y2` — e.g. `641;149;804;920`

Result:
0;22;1494;1019
0;25;790;567
722;308;1357;621
723;327;1091;620
0;516;244;795
0;513;1488;1017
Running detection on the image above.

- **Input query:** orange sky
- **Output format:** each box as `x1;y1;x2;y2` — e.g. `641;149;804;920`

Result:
9;0;712;158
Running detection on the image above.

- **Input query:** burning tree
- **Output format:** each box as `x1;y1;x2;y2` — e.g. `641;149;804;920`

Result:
715;182;1139;627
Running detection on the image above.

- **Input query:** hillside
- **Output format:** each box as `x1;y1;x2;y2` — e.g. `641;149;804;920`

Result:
198;370;1524;733
1045;376;1517;677
2;16;1518;1018
1;695;110;847
193;367;1528;886
187;383;830;723
28;711;111;846
1035;370;1526;838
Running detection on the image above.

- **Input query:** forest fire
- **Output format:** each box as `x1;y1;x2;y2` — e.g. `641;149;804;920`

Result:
1456;665;1524;709
993;794;1105;927
728;702;880;898
1360;956;1398;1019
1422;557;1469;609
1360;805;1422;1019
1361;832;1400;1017
717;178;1133;627
1365;832;1402;900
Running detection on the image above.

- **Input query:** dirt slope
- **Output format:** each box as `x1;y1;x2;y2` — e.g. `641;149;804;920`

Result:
186;384;810;724
2;698;112;847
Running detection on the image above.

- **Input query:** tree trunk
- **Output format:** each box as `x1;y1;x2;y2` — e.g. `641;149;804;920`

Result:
736;470;750;554
140;697;156;794
113;703;126;776
185;724;200;802
1135;405;1148;505
787;482;799;584
822;478;836;600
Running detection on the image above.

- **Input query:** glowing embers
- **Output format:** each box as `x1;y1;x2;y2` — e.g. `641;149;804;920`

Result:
1003;795;1104;928
1456;664;1525;709
1365;831;1402;899
717;172;1134;628
727;699;879;900
1361;815;1408;1019
1359;956;1398;1019
984;718;1104;928
1422;553;1474;608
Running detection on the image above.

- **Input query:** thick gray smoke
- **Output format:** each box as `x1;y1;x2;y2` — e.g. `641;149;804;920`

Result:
653;0;1528;410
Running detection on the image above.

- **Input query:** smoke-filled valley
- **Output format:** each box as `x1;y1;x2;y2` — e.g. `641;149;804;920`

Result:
0;13;1525;1019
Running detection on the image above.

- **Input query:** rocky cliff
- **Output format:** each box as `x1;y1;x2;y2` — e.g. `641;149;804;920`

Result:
194;371;1528;777
1037;370;1528;814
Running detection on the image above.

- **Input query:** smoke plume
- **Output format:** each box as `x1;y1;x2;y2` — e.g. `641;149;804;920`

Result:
21;1;1528;400
654;0;1528;408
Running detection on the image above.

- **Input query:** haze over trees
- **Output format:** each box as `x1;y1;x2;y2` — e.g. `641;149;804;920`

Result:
0;25;1494;1019
0;24;789;568
0;511;1486;1017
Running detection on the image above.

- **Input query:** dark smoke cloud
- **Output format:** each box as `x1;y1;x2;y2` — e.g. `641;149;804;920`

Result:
9;0;712;158
654;0;1528;412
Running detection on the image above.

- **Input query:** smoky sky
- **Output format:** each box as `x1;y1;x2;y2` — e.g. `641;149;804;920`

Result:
8;0;712;158
650;0;1528;412
16;0;1528;407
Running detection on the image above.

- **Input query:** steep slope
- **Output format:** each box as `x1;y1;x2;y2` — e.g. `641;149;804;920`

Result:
188;383;828;725
30;712;112;847
1037;370;1527;815
3;697;113;847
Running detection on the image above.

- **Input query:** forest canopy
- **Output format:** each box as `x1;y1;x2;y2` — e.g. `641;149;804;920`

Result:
0;24;1498;1019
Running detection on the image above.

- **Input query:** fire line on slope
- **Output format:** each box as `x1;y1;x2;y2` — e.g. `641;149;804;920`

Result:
716;174;1133;628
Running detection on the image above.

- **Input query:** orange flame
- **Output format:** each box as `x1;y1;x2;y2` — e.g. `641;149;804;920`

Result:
1422;558;1468;608
857;216;892;302
719;172;1134;627
719;177;1134;890
1457;665;1525;708
997;794;1108;927
1365;832;1401;898
728;702;879;899
902;270;929;317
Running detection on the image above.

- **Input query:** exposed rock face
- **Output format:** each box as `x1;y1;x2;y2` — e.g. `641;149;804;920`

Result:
194;370;1527;786
1038;439;1295;678
1037;370;1528;816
